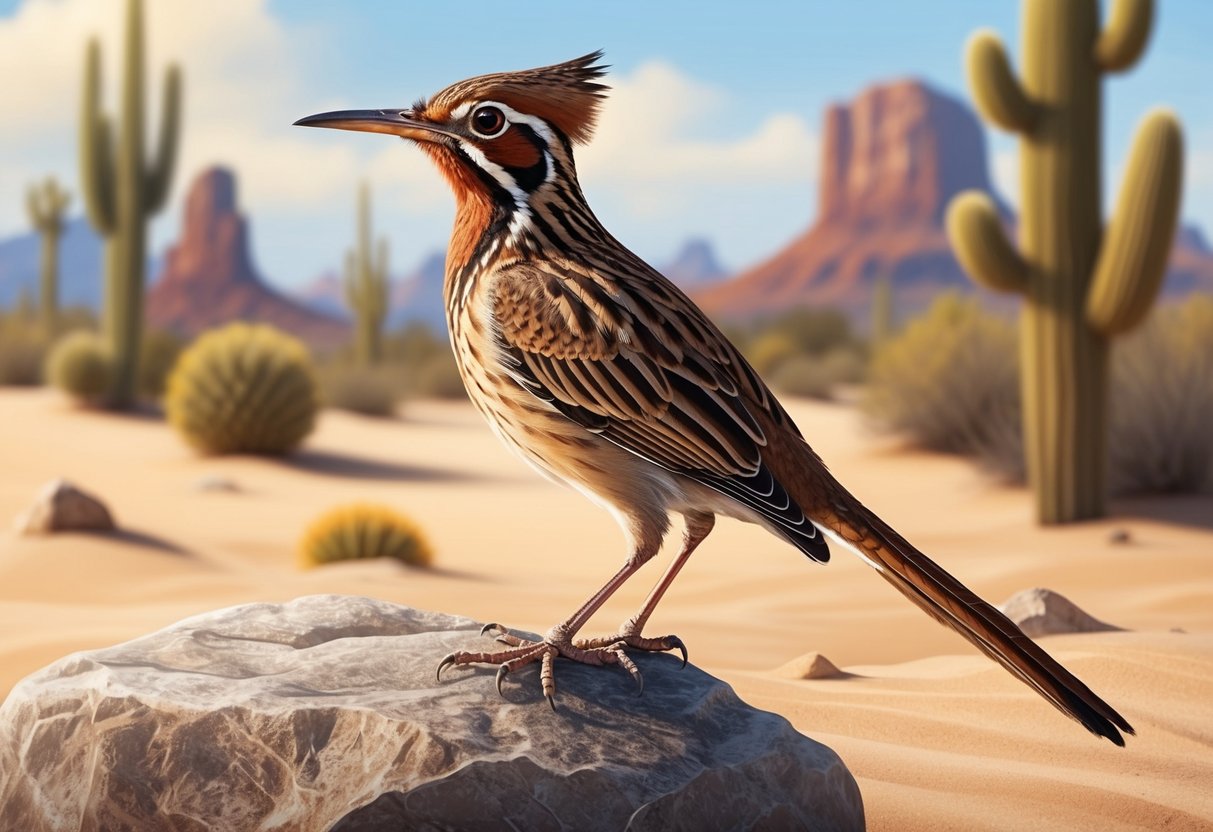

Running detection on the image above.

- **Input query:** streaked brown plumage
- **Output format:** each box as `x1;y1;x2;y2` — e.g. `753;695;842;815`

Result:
296;52;1132;744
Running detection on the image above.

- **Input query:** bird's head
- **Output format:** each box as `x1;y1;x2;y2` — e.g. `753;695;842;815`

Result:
295;51;608;214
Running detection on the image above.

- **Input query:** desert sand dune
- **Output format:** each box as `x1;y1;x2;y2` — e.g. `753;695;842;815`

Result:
1;387;1210;829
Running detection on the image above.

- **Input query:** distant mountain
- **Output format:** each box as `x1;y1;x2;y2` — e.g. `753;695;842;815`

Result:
388;251;446;331
659;238;727;289
697;78;1212;322
0;217;158;310
698;79;1005;322
145;166;349;348
294;250;448;334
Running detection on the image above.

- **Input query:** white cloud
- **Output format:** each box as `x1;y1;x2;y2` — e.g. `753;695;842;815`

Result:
991;145;1018;209
0;5;818;283
578;62;818;264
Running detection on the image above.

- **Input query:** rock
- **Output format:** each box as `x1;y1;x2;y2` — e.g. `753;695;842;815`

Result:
193;474;241;493
145;166;349;349
1000;588;1123;638
0;596;863;831
1108;528;1133;545
12;479;115;535
773;651;846;680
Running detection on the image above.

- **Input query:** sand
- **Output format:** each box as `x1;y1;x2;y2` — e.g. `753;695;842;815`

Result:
1;386;1210;829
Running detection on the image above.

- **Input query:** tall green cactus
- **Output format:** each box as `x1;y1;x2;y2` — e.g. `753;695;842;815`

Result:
79;0;181;409
343;182;390;366
26;177;71;336
870;274;896;346
946;0;1183;524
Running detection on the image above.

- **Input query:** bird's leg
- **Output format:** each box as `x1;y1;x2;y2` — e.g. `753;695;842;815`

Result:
437;532;662;706
576;512;714;663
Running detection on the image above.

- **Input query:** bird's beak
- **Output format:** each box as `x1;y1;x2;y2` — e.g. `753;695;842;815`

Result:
293;109;452;143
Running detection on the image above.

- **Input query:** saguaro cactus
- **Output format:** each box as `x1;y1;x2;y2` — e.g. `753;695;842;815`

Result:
79;0;181;408
946;0;1183;524
343;182;390;366
26;177;71;335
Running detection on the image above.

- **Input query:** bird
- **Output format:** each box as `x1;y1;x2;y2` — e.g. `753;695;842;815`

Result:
295;51;1133;745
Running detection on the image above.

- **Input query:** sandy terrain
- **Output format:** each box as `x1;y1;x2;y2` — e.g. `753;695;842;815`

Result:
1;387;1210;830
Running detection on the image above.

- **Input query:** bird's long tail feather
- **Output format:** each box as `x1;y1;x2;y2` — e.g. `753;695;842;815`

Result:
818;488;1133;746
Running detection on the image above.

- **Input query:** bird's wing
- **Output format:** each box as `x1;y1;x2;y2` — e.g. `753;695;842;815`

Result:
492;258;829;561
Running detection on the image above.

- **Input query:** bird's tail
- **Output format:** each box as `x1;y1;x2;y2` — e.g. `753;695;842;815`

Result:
815;486;1134;746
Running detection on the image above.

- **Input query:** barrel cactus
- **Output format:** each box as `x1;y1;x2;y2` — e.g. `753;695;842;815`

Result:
299;504;433;569
166;323;319;454
46;331;113;402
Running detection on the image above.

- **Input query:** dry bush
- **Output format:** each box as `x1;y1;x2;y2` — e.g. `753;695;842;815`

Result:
864;294;1024;481
320;365;400;417
0;324;47;386
1109;296;1213;495
140;329;187;399
768;347;867;400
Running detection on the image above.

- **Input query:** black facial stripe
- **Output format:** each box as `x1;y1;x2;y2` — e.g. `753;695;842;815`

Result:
504;123;549;193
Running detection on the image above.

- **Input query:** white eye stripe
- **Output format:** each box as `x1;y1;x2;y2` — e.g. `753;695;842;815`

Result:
453;100;555;145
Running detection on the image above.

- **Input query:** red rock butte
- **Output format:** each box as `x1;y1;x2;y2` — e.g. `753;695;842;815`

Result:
699;79;1005;322
697;79;1211;323
146;166;349;348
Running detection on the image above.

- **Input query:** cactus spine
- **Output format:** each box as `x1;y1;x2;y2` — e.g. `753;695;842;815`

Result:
343;182;390;366
946;0;1183;524
26;177;71;336
79;0;181;408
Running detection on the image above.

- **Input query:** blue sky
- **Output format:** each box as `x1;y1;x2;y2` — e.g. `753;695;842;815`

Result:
1;0;1210;288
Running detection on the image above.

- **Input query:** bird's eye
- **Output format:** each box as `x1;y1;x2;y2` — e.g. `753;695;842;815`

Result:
470;105;507;138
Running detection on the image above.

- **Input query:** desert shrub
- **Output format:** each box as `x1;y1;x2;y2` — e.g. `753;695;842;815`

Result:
744;331;800;376
299;503;433;568
410;352;466;400
320;365;400;417
768;347;867;400
45;330;113;402
140;329;187;398
166;323;319;455
864;294;1023;480
1109;296;1213;495
0;322;47;386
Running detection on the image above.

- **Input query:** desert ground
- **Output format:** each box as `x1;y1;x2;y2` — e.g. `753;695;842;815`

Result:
0;386;1210;830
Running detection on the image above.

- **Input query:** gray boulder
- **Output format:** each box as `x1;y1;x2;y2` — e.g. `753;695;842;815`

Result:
0;595;864;831
12;478;115;535
1000;588;1123;638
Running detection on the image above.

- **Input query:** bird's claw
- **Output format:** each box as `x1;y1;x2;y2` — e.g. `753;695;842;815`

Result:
668;635;688;669
436;652;456;681
480;622;502;637
495;663;509;697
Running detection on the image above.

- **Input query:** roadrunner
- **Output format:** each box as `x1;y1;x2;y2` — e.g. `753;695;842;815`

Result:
297;52;1132;744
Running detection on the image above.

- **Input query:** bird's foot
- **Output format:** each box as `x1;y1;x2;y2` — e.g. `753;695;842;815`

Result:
437;622;670;708
574;631;688;668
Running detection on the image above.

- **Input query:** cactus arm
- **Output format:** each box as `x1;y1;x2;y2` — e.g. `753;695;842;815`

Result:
26;185;44;230
1086;109;1183;336
1095;0;1153;72
946;191;1029;294
80;39;116;234
965;30;1037;133
145;64;182;211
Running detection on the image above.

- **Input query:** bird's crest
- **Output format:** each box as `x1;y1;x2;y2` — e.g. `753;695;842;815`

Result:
421;51;609;144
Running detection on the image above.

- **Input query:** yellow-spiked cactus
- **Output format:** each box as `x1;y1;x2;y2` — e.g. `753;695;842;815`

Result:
45;331;113;403
343;182;390;366
165;323;319;455
26;177;71;336
299;504;432;569
80;0;182;409
946;0;1184;524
